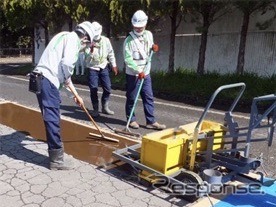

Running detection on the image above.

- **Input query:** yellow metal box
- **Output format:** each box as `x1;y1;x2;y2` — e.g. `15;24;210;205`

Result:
140;120;225;175
180;120;225;152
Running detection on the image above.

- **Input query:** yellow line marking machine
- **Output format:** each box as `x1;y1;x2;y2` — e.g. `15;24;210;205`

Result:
113;83;276;201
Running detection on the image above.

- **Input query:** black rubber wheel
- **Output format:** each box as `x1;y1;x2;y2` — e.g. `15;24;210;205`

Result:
139;178;152;188
172;170;203;202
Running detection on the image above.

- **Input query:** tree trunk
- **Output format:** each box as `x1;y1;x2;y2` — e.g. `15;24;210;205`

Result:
106;9;111;38
68;19;73;32
44;27;49;47
236;12;250;75
197;14;210;75
32;26;35;65
42;21;49;47
168;1;178;74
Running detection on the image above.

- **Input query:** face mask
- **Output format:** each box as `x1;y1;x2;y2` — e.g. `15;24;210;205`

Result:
133;29;144;37
80;44;86;51
80;39;89;51
93;35;101;42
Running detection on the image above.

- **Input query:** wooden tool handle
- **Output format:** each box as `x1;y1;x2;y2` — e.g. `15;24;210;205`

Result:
88;132;119;143
67;84;104;137
81;105;105;137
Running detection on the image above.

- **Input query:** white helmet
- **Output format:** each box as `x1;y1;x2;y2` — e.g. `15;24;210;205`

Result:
76;21;95;41
131;10;148;27
91;21;102;41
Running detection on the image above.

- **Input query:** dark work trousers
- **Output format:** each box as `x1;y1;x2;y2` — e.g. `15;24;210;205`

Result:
88;66;111;107
125;74;155;124
36;77;62;150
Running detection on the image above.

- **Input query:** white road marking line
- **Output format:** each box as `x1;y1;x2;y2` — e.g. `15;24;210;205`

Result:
4;75;29;82
4;75;250;119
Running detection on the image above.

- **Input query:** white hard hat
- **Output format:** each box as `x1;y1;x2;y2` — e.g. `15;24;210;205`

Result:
91;21;102;41
76;21;95;41
131;10;148;27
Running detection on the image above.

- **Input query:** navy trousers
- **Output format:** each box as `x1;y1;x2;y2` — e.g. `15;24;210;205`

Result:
88;66;111;106
36;77;62;150
125;74;155;124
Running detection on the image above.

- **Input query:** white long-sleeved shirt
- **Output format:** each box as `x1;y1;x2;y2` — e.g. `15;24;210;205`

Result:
35;31;81;89
85;36;117;70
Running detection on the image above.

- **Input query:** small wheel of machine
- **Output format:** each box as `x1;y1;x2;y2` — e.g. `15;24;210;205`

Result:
172;170;204;202
139;178;152;188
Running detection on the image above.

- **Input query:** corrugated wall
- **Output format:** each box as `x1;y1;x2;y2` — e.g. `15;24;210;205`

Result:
244;32;276;76
111;9;276;77
111;31;275;77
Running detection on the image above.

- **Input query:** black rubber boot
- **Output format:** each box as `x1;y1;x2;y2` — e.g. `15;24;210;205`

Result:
48;148;75;170
91;103;99;117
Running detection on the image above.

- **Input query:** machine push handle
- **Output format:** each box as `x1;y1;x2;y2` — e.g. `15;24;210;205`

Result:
189;82;246;171
195;82;246;131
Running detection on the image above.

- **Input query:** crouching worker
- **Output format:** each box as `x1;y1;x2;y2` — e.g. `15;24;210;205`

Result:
31;21;95;170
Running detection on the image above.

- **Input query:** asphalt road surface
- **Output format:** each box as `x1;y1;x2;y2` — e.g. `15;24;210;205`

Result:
0;63;275;178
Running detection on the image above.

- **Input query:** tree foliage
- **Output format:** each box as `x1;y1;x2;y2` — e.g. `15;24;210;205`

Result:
1;0;95;47
109;0;149;36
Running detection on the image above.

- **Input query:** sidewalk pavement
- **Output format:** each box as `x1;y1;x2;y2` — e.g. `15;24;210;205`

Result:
0;124;190;207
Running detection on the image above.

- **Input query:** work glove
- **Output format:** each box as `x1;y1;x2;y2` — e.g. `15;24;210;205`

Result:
112;66;119;76
152;44;159;52
138;72;145;79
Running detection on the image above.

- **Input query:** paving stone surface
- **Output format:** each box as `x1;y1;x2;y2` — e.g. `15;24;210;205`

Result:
0;124;190;207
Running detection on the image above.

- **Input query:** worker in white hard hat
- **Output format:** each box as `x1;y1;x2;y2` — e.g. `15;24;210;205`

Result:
85;21;119;117
123;10;166;130
30;21;96;170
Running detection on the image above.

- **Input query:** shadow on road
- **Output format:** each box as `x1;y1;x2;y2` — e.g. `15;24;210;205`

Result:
60;104;127;127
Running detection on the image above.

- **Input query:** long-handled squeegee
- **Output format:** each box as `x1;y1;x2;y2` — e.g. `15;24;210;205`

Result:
68;84;119;143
